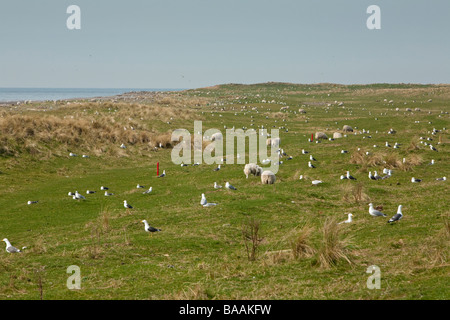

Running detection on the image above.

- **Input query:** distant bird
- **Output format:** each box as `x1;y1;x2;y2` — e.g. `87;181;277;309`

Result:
302;149;309;154
86;190;96;194
100;186;109;190
340;175;347;180
180;163;188;167
136;184;145;189
411;177;422;183
2;238;21;253
369;203;387;217
341;150;348;154
214;182;222;189
311;180;323;185
338;213;353;224
385;141;391;147
192;162;200;166
436;177;447;181
74;191;85;200
346;171;356;180
203;202;217;207
104;191;114;196
142;187;153;194
123;200;133;209
308;161;315;168
68;192;75;196
382;170;392;179
158;170;166;178
225;182;237;190
141;220;161;237
373;171;382;180
388;205;403;223
430;145;438;152
299;175;303;180
368;171;376;180
200;193;207;205
82;154;89;158
213;164;221;171
429;159;435;165
120;143;126;149
69;152;77;157
309;155;316;161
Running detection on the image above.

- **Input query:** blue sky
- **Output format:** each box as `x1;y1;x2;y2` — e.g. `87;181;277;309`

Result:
0;0;449;88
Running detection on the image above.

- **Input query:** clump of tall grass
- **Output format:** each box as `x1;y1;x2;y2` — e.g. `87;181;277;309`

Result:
242;218;264;261
291;225;316;259
342;183;369;203
317;218;353;269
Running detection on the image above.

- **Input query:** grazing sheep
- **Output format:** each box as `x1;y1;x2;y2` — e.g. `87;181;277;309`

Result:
244;163;262;178
261;170;276;184
271;137;281;147
315;132;328;140
298;108;306;114
333;132;343;139
342;125;353;132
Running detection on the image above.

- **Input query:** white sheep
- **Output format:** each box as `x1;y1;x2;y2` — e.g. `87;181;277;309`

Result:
244;163;262;178
261;170;276;184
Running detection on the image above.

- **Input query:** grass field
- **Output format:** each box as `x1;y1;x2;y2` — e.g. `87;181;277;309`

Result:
0;83;449;300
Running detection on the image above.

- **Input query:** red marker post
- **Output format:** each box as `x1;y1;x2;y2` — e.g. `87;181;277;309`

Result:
311;133;314;142
157;162;159;176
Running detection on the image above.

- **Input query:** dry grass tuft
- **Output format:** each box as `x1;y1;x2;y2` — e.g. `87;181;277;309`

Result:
291;225;316;259
342;183;369;203
317;218;353;269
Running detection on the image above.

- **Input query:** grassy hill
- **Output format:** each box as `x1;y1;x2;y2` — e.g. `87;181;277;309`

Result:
0;83;448;299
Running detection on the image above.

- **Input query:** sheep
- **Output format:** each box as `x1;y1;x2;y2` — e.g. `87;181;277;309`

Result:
271;137;281;147
315;132;328;140
342;125;353;132
261;170;276;184
244;163;262;178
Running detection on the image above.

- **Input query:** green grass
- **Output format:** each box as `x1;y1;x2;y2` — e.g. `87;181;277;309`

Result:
0;83;449;299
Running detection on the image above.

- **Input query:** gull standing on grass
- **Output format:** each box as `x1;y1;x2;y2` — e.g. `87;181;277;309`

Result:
75;191;85;200
388;205;403;223
214;182;222;189
142;187;152;194
141;220;161;237
27;201;38;205
346;171;356;180
369;203;387;217
2;239;21;253
158;170;166;178
339;213;353;224
200;193;207;206
308;161;315;169
225;182;237;190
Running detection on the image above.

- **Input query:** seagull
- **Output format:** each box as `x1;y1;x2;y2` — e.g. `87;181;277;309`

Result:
369;203;387;217
302;149;309;154
429;159;435;165
86;190;96;194
388;205;403;223
141;220;161;237
27;200;38;205
120;143;126;149
311;180;322;185
123;200;133;209
308;161;315;169
192;162;200;166
68;192;75;196
436;177;447;181
142;187;152;194
385;141;391;147
82;154;89;158
341;150;348;154
136;184;145;189
225;182;237;190
203;202;217;207
2;239;21;253
213;164;221;171
382;170;392;179
200;193;207;205
214;182;222;189
368;171;376;180
158;170;166;178
100;186;109;190
430;145;438;152
74;191;85;200
299;175;303;180
373;171;382;180
69;152;77;157
346;171;356;180
104;191;114;196
180;163;188;167
309;155;317;161
411;177;422;183
338;213;353;224
340;175;347;180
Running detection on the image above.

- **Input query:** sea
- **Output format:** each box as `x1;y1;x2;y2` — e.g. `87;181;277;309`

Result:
0;88;183;103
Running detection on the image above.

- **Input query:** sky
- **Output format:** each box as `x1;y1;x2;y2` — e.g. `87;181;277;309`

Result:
0;0;449;89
